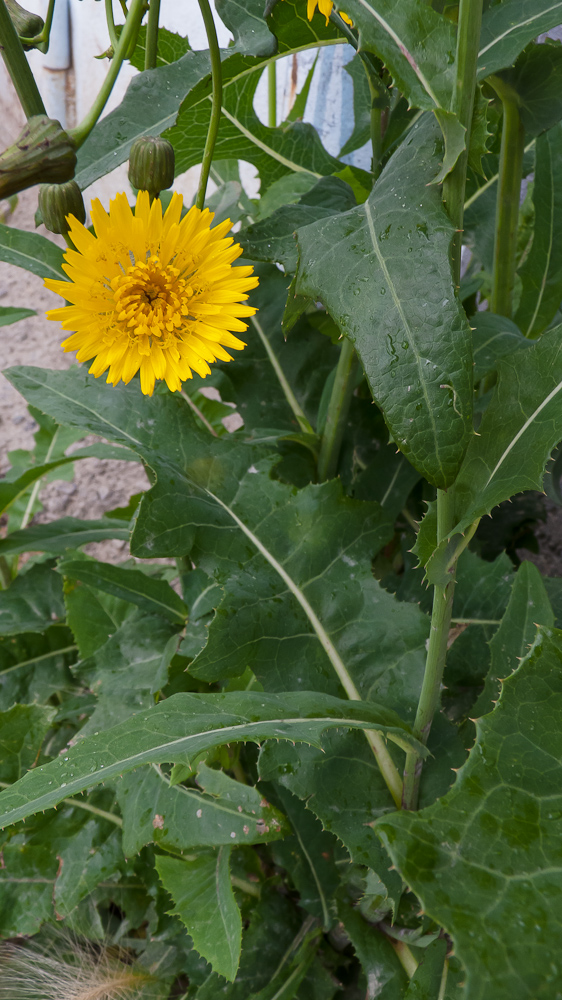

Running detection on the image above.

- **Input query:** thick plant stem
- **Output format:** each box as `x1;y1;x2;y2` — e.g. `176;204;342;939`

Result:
144;0;161;70
268;61;276;127
69;0;146;148
489;75;525;318
401;0;484;812
0;0;45;117
403;489;456;810
195;0;222;211
317;338;357;481
443;0;483;286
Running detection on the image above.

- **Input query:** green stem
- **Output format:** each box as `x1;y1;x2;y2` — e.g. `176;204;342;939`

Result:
401;0;484;812
267;60;276;127
195;0;222;211
0;0;46;116
489;75;525;319
442;0;483;287
250;315;314;435
388;938;419;978
19;0;56;53
403;489;456;810
69;0;146;148
144;0;160;70
105;0;119;51
317;338;357;481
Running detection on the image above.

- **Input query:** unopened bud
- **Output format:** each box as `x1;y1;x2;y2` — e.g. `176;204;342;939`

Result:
0;116;77;200
128;136;175;199
39;180;86;237
6;0;44;47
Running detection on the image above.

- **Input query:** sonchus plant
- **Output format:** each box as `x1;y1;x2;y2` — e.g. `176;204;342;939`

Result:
1;0;562;997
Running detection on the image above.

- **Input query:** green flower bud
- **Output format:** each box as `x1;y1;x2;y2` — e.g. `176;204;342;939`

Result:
128;136;175;199
0;116;77;200
39;180;86;237
6;0;44;47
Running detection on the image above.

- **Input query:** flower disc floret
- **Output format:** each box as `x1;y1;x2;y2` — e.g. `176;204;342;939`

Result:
45;190;259;396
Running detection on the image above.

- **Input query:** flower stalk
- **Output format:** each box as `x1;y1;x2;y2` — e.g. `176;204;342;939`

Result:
0;0;45;117
69;0;146;149
403;0;483;811
144;0;161;70
195;0;222;211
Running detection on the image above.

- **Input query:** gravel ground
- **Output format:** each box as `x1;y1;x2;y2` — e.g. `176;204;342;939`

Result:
0;186;149;562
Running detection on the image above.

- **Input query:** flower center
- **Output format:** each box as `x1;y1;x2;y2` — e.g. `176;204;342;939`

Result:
110;256;192;344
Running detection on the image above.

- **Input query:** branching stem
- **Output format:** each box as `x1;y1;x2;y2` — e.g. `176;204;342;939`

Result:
195;0;222;211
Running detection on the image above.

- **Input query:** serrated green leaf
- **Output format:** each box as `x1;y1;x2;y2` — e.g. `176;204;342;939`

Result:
0;704;54;782
0;306;35;326
471;312;531;383
258;731;403;903
0;628;76;711
515;124;562;338
269;787;341;929
64;577;135;659
0;517;131;557
127;24;191;69
496;41;562;138
473;560;554;717
116;762;288;855
468;85;491;176
433;109;466;184
339;54;375;159
166;63;342;194
74;615;181;734
238;177;356;270
331;0;456;111
156;849;241;980
452;326;562;533
0;691;417;829
478;1;562;80
377;627;562;1000
0;562;65;636
404;939;448;999
0;842;57;935
295;117;473;489
196;888;303;1000
186;464;427;717
58;559;187;624
0;223;64;279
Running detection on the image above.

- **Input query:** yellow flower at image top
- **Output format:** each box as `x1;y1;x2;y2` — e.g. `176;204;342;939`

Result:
306;0;352;25
45;191;259;397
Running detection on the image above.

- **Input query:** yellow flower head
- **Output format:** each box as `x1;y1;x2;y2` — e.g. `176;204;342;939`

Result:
306;0;352;24
45;191;259;396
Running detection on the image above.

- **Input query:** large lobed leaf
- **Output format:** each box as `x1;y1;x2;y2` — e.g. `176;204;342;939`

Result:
377;627;562;1000
295;117;473;488
0;690;417;829
477;0;562;80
